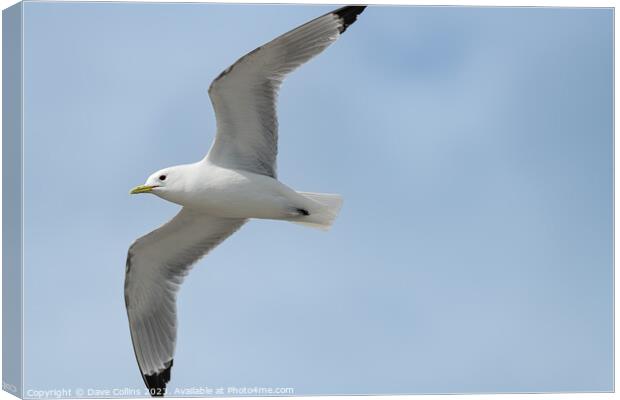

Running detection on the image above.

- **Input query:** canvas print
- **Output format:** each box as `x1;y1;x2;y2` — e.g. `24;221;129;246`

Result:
2;2;614;399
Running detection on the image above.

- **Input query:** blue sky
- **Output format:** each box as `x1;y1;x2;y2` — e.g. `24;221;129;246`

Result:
21;3;612;395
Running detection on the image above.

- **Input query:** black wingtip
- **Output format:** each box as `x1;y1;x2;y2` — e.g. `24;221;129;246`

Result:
143;360;173;397
333;5;367;33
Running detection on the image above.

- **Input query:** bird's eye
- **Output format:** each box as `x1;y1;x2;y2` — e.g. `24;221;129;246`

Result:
159;175;167;181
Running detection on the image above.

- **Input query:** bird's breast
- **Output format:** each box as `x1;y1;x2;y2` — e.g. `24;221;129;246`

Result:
180;167;295;219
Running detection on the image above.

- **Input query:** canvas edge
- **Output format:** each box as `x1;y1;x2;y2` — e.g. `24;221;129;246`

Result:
2;2;24;399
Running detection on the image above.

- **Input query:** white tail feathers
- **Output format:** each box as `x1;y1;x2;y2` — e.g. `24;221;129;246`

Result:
292;192;343;231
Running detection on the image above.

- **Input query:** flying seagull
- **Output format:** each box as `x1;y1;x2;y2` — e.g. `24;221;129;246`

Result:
125;5;366;396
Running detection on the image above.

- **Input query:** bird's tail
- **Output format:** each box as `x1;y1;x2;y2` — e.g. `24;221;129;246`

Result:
291;192;343;231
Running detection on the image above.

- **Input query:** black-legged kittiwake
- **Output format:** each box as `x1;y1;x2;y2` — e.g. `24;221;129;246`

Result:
124;5;367;396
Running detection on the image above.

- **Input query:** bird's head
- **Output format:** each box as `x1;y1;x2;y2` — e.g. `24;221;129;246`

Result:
130;166;188;203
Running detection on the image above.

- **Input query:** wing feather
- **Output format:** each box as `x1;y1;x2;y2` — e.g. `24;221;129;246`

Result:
206;6;367;177
125;208;246;395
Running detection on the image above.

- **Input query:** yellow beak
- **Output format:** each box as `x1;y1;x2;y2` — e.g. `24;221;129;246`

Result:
130;185;157;195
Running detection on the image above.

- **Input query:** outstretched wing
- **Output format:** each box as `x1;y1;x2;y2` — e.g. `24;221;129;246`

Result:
206;6;367;178
124;208;246;396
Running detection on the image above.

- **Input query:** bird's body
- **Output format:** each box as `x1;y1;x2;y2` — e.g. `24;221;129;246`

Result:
154;160;336;223
124;5;366;396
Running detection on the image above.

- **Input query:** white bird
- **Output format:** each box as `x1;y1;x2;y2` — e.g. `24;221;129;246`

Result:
125;5;366;396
